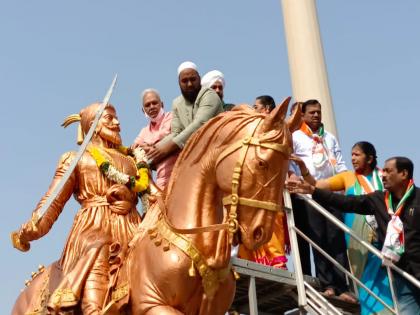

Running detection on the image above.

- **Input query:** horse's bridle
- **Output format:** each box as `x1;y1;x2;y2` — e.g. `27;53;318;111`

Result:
215;118;292;239
149;118;292;299
158;118;292;240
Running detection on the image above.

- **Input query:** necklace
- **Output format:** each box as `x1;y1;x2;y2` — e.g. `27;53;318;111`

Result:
87;145;149;193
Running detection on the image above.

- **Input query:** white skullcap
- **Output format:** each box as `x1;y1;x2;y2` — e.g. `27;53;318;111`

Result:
201;70;225;89
177;61;198;76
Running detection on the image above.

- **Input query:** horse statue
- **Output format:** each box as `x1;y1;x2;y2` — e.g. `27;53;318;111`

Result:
122;98;299;315
12;98;301;315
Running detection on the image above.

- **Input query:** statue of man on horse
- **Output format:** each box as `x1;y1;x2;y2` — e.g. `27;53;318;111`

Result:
11;97;301;315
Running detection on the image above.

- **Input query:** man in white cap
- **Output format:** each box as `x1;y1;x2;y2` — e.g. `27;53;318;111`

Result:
147;61;223;164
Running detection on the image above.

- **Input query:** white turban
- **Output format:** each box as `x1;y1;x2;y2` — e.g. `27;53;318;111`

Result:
177;61;198;76
201;70;225;89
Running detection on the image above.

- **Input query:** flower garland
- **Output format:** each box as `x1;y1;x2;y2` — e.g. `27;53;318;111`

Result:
88;145;149;193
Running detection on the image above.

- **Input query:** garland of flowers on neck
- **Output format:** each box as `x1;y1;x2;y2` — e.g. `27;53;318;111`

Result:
87;145;149;193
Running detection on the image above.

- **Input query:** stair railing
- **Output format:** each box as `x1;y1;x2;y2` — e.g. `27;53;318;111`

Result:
284;190;420;315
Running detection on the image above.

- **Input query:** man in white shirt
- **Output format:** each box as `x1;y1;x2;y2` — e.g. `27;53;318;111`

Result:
290;99;355;302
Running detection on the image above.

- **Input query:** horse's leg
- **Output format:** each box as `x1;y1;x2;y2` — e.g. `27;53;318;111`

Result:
198;273;236;315
143;305;183;315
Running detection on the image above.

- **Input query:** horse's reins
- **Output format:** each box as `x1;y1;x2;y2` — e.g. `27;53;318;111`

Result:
157;118;292;240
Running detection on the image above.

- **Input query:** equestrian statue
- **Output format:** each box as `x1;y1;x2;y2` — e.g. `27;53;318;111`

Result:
11;96;301;315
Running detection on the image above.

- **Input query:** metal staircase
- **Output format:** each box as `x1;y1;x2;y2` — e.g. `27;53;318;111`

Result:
230;191;420;314
231;257;358;314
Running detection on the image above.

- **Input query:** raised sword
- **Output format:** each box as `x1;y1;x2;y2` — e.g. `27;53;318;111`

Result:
32;75;118;228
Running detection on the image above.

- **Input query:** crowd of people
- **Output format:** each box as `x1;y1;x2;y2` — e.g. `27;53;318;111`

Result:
132;61;419;314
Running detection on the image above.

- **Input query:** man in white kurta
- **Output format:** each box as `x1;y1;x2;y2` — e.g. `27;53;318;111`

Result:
290;99;355;302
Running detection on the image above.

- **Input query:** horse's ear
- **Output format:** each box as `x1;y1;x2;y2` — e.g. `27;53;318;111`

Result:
261;97;291;132
286;102;303;133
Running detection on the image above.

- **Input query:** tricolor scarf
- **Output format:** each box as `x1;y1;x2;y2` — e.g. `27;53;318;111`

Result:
354;168;383;231
300;122;337;172
382;179;414;262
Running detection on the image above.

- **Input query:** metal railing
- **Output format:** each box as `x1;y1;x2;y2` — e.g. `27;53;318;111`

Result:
284;190;420;315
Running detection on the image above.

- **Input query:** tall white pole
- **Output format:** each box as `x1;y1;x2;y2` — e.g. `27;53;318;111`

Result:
281;0;338;137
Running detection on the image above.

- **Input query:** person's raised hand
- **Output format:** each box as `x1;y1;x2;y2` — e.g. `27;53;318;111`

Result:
286;178;315;195
147;141;178;165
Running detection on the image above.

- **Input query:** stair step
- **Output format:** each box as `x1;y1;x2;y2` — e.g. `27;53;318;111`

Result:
231;258;360;314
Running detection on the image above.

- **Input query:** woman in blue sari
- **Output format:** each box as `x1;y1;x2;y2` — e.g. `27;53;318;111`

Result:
293;141;393;314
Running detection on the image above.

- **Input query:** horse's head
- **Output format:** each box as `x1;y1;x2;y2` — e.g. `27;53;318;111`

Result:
214;98;300;250
166;98;301;251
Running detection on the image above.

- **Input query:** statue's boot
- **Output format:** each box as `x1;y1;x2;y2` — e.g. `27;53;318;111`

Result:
82;246;110;315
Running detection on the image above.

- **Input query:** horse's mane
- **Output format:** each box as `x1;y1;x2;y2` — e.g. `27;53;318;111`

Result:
166;105;289;197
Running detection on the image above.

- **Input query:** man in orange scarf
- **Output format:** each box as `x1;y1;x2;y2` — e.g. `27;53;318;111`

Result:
290;99;355;302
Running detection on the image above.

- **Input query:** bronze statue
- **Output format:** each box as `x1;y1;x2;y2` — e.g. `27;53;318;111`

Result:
11;103;147;315
12;98;301;315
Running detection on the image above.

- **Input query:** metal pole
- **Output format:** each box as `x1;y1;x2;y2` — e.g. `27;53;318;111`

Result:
284;191;307;308
386;267;400;315
248;276;259;315
281;0;338;137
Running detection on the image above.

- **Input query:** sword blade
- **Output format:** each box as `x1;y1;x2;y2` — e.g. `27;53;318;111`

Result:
34;74;118;224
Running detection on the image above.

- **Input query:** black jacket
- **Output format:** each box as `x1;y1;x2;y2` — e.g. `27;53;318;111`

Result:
313;187;420;280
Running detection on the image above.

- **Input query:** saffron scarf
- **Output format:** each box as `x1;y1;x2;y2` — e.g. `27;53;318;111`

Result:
299;122;337;171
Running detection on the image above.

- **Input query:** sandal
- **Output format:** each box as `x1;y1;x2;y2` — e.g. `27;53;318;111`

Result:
322;288;336;297
338;292;358;304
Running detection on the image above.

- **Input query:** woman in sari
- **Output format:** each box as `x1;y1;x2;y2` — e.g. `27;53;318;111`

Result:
237;95;289;269
238;213;288;269
293;141;393;315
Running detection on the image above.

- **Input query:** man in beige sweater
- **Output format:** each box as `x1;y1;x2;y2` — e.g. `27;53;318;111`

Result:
147;61;223;164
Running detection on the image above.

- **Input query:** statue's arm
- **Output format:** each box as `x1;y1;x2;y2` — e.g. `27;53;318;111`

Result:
12;151;77;251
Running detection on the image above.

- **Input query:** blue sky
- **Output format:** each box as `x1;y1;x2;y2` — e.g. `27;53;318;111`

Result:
1;1;419;312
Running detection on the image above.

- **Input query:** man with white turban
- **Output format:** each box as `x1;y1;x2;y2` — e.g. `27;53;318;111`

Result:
201;70;225;100
147;61;223;164
201;69;235;111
